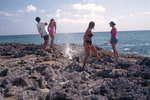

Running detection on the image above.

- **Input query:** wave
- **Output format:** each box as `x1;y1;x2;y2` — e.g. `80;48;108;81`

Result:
124;48;130;51
122;44;135;47
139;43;149;46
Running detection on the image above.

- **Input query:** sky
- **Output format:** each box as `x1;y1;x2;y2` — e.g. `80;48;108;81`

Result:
0;0;150;35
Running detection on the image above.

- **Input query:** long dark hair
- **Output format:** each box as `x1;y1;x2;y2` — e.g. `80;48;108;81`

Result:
50;18;55;22
109;21;116;26
88;21;95;29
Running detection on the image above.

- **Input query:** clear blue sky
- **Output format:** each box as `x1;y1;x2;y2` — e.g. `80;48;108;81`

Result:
0;0;150;35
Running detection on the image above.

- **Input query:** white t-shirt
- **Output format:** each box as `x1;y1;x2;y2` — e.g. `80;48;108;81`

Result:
36;22;48;36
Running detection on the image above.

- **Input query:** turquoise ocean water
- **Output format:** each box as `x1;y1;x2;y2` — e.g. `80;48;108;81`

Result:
0;30;150;56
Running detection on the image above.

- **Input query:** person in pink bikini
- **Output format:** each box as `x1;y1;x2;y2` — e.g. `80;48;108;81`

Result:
48;19;56;47
109;21;119;58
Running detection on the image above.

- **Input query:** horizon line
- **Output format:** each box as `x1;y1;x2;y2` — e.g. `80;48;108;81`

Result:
0;29;150;36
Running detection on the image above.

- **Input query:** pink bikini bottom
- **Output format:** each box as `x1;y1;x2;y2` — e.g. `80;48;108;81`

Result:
49;29;54;34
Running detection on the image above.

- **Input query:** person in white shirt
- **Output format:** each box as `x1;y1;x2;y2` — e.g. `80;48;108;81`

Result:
35;17;49;51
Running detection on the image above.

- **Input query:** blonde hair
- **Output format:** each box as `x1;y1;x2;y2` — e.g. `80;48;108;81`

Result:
88;21;95;29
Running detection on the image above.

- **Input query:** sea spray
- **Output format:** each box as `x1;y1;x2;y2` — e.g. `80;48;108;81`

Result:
62;44;85;60
64;44;76;60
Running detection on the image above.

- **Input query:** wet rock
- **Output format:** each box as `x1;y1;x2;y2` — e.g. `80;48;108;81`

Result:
96;68;112;78
67;63;83;72
0;69;9;77
35;58;43;63
12;52;25;58
85;95;108;100
37;76;46;89
45;92;54;100
91;63;101;69
74;56;80;62
26;86;37;91
0;94;4;100
141;72;150;79
44;56;51;61
102;68;112;78
25;65;33;70
18;60;28;64
81;90;90;96
45;91;68;100
20;90;46;100
52;64;61;69
12;78;28;87
140;57;150;67
110;70;126;78
1;79;11;88
117;59;134;69
147;94;150;100
35;50;48;56
100;84;110;96
33;65;47;73
103;56;114;63
0;43;150;100
81;71;90;81
54;92;67;100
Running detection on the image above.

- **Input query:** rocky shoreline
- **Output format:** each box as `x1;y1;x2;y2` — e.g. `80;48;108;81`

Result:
0;43;150;100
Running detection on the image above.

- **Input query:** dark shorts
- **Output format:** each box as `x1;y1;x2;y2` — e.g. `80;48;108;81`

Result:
86;40;92;45
111;37;118;44
43;35;49;41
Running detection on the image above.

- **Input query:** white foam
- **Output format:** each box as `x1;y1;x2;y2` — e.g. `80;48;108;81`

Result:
132;52;138;54
124;48;130;51
64;44;76;60
122;44;135;47
139;43;149;46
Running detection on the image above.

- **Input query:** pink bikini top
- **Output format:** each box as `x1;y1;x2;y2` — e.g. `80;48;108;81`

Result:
110;28;117;38
49;23;55;28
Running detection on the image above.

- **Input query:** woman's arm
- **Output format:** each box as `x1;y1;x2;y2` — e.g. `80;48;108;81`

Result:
83;34;86;43
110;28;115;43
83;31;87;43
111;28;115;37
54;22;56;33
47;23;50;32
84;29;91;42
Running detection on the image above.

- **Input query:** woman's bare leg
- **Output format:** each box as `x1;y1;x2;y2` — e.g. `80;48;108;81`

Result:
50;32;55;47
114;44;119;57
111;44;119;57
83;44;90;64
90;44;100;60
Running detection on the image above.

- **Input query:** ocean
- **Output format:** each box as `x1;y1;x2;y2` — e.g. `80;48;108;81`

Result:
0;30;150;56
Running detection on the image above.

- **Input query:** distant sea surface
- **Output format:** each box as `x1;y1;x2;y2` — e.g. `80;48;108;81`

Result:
0;30;150;56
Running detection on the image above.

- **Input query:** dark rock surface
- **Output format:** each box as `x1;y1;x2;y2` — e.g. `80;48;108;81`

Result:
0;43;150;100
